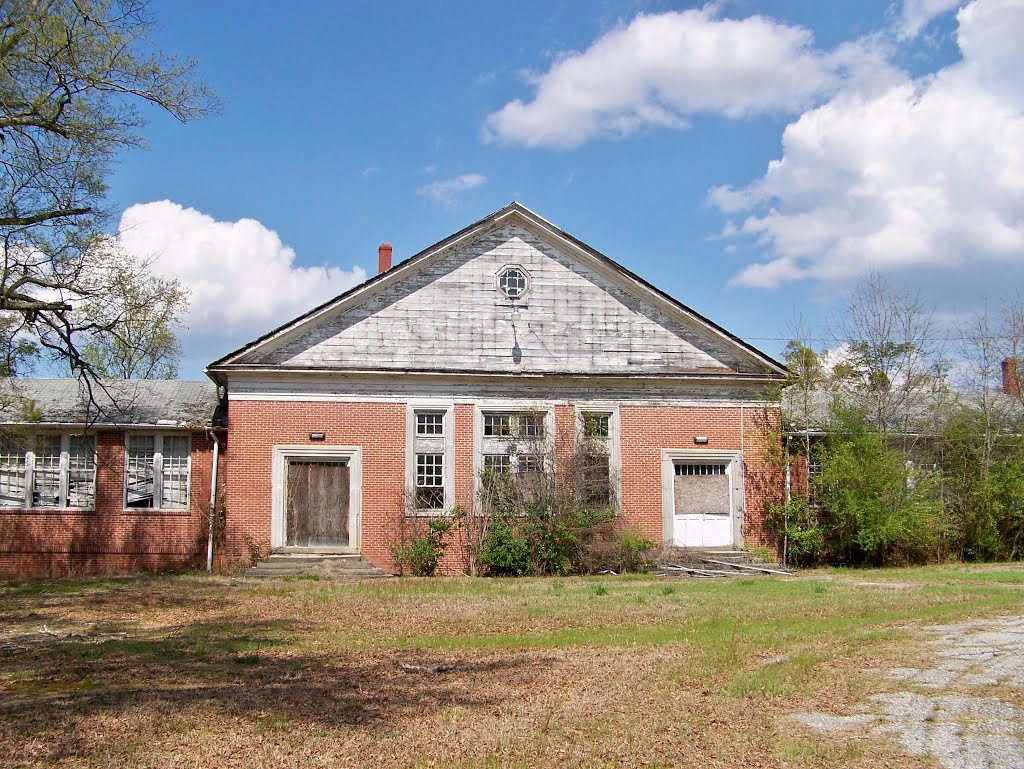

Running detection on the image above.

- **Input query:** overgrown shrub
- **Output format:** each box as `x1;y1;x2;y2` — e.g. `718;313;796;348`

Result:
480;513;531;576
813;406;943;565
473;462;631;576
608;530;656;573
389;516;454;576
764;498;823;567
935;408;1024;561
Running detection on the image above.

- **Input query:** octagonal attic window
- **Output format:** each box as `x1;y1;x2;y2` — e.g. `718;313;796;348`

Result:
497;266;529;300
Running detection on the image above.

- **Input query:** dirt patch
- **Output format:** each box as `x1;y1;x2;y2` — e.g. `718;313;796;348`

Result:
792;616;1024;769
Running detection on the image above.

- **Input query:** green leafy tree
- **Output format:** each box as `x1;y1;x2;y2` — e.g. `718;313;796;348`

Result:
79;243;189;379
814;405;943;565
0;0;216;383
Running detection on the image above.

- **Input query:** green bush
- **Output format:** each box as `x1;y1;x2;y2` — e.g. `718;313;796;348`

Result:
389;517;454;576
764;498;823;567
936;409;1024;562
813;406;942;566
480;514;531;576
609;530;655;573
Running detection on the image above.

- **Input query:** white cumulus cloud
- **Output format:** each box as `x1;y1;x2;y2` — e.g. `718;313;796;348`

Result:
899;0;964;39
483;6;879;149
715;0;1024;289
417;173;486;208
116;201;366;366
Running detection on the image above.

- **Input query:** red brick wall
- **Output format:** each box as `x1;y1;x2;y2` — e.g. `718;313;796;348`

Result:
0;429;218;578
619;405;781;549
223;400;407;572
0;400;784;579
224;399;783;574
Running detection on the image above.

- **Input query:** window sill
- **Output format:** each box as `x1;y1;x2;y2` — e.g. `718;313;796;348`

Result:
0;507;95;515
407;509;453;518
121;508;192;517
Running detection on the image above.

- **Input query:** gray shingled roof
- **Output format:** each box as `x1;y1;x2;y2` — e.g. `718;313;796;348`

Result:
0;379;220;428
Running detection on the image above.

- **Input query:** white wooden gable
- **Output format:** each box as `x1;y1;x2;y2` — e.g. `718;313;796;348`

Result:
214;205;782;378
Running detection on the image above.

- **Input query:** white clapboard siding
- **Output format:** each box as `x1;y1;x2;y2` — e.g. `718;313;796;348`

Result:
246;222;752;375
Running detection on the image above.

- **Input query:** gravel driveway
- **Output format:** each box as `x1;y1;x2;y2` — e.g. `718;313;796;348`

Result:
792;616;1024;769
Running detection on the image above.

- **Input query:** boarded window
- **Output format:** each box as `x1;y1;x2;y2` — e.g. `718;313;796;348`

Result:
0;437;26;507
125;434;190;511
673;463;730;515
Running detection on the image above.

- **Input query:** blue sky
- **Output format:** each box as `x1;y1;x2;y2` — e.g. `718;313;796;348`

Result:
104;1;1023;378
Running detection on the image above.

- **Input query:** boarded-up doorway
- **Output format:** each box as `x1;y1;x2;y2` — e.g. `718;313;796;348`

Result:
673;462;732;548
286;460;350;548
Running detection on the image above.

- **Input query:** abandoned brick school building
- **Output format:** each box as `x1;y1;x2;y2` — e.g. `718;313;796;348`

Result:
0;203;787;577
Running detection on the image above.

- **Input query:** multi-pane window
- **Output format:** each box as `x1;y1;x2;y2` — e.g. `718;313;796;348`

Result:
520;414;544;438
497;266;528;299
32;435;62;508
412;409;448;511
480;410;549;501
483;413;512;437
483;412;544;439
674;463;727;476
0;439;27;507
483;453;510;474
518;454;542;473
161;436;190;508
583;413;610;439
125;434;190;510
66;435;96;509
416;412;444;436
415;453;445;510
580;411;613;507
0;433;96;509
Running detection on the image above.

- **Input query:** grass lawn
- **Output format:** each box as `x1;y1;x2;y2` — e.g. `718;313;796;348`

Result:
1;565;1022;768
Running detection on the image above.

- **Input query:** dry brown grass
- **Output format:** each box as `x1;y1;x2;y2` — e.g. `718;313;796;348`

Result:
1;566;1022;768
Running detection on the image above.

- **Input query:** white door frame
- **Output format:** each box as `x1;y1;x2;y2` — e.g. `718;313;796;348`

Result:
271;445;362;551
661;449;745;548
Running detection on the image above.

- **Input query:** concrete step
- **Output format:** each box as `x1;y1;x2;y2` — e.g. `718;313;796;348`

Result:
244;554;389;580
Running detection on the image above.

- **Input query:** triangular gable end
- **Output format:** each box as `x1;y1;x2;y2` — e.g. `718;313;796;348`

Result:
208;203;785;379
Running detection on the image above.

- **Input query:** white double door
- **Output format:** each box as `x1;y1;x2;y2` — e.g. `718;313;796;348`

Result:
672;462;733;548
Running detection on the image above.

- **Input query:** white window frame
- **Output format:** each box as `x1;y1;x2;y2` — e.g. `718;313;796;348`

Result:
576;406;621;509
0;432;97;511
475;404;554;512
406;404;455;514
123;433;192;512
495;264;531;301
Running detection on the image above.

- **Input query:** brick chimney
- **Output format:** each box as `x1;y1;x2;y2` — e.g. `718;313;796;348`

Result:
378;242;392;274
1003;357;1020;397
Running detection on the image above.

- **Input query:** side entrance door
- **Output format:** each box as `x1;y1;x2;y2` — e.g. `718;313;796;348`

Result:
672;462;733;548
285;460;350;548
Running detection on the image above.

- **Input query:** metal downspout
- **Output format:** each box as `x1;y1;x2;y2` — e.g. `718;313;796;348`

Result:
206;428;221;573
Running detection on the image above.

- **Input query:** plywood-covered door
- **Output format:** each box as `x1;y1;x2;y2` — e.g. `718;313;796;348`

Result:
673;463;732;547
286;460;350;547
